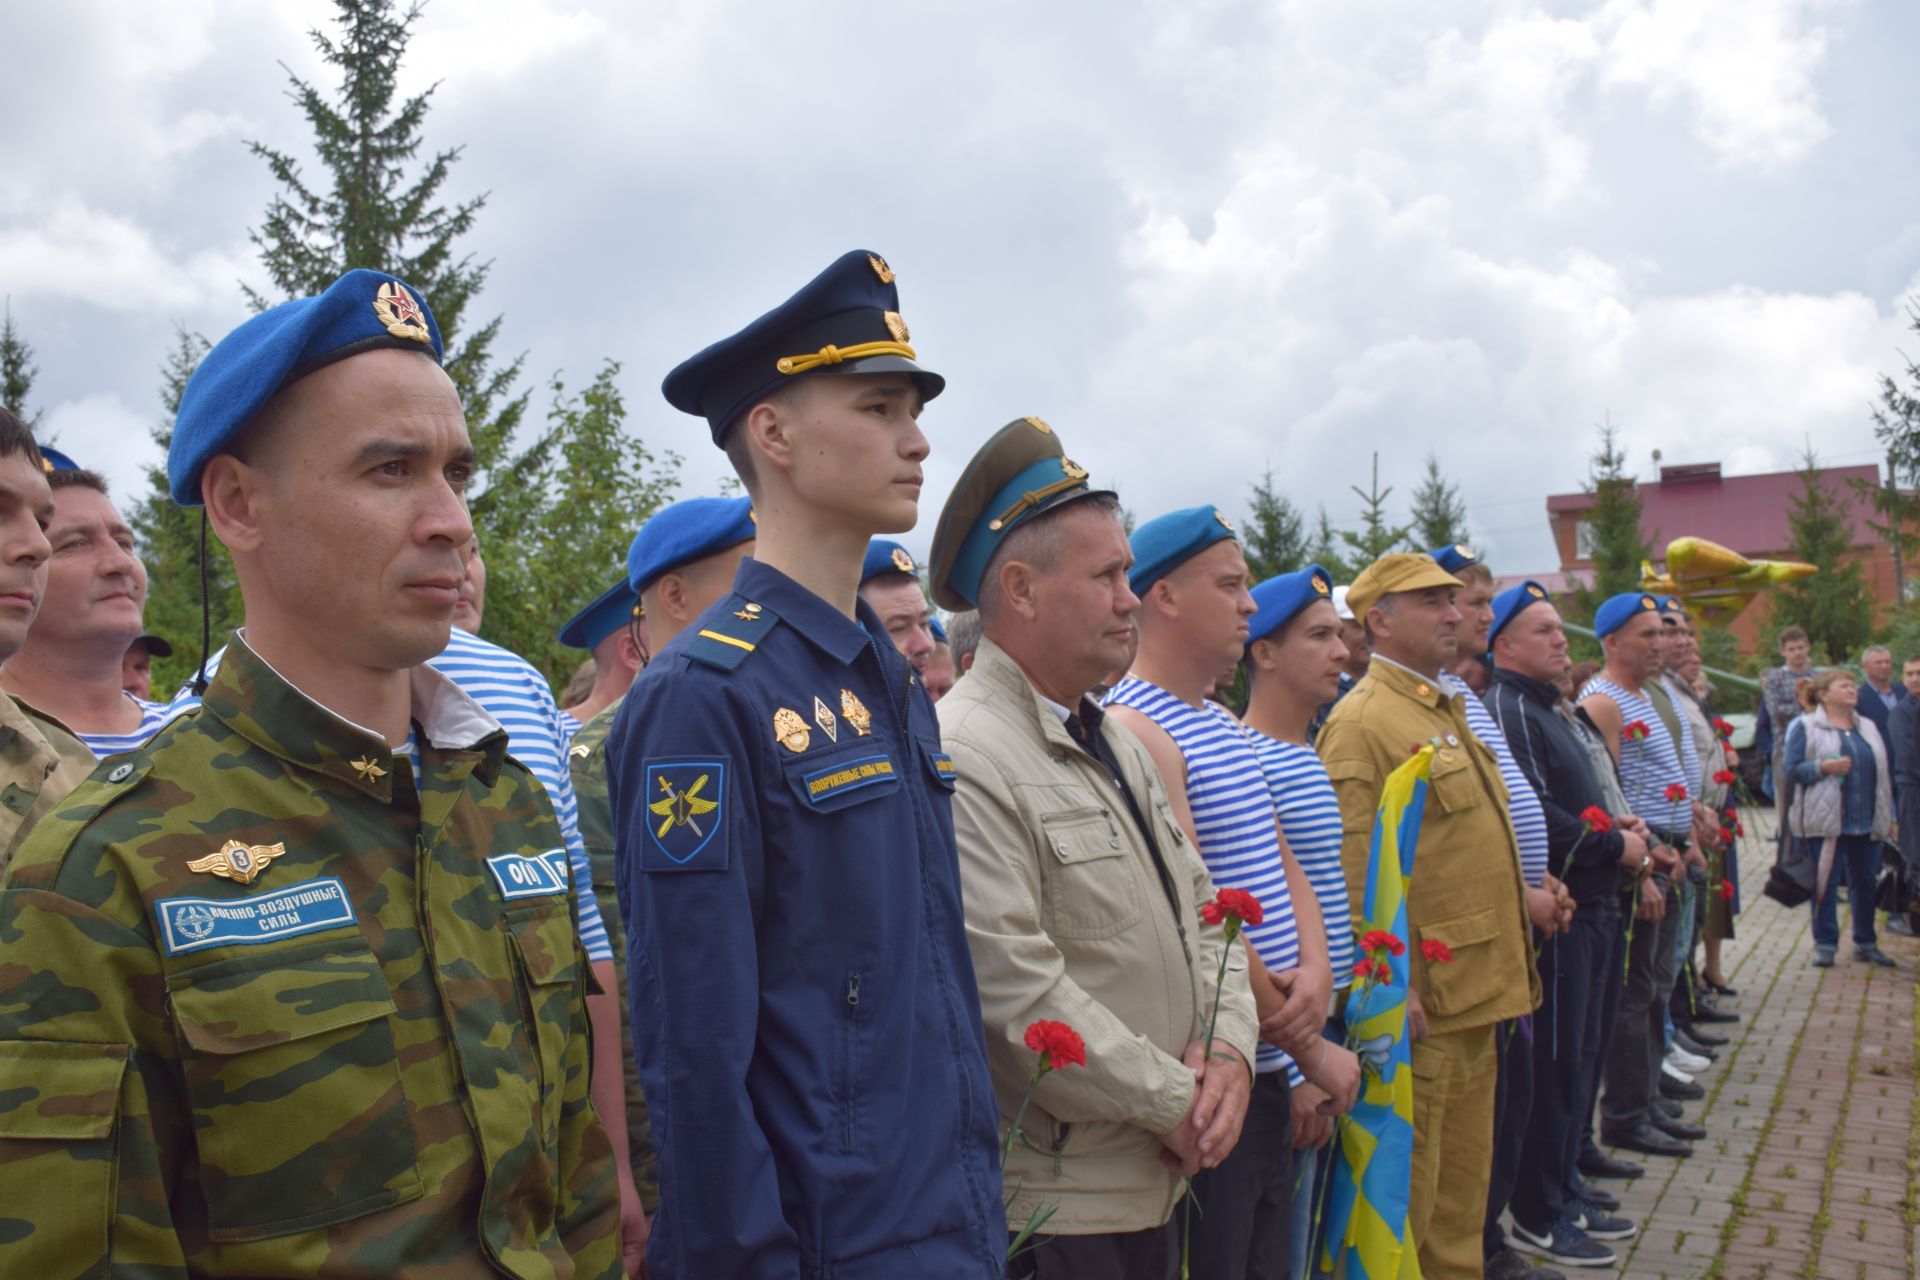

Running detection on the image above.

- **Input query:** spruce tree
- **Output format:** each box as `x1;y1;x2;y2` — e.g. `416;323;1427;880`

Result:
1308;505;1350;582
0;302;39;426
1407;451;1468;551
1243;464;1308;581
1338;452;1413;566
1867;296;1920;603
1768;444;1870;664
1569;421;1651;622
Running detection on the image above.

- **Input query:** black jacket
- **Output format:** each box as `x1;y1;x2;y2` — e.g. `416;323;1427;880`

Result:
1484;667;1628;904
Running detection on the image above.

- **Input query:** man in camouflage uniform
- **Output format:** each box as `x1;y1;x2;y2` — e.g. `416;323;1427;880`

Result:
567;494;756;1216
0;270;620;1278
0;408;95;874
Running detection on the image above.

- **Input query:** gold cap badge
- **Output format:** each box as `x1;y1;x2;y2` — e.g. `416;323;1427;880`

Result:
840;689;873;737
1024;416;1052;434
1313;575;1331;595
891;547;916;574
774;707;811;754
372;281;431;344
883;311;911;344
1215;512;1236;532
1526;584;1546;599
349;756;388;783
187;840;287;887
868;254;895;283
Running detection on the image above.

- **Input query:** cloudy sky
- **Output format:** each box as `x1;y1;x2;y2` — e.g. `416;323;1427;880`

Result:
5;0;1917;575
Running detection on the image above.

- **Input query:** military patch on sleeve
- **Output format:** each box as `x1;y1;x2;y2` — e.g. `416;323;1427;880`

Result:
487;851;570;900
154;877;356;956
643;759;728;872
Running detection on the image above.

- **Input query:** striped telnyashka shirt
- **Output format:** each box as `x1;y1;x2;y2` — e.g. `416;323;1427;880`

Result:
1248;731;1355;991
1449;674;1550;887
1581;674;1691;833
1106;675;1302;1081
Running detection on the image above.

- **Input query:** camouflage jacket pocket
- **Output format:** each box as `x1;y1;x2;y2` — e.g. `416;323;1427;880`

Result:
0;1039;126;1276
506;905;582;1155
167;935;424;1241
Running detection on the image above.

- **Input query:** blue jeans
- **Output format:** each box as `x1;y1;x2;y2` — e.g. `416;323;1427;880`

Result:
1807;834;1879;948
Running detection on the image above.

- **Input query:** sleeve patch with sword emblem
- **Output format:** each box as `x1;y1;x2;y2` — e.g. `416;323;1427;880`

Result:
641;759;729;871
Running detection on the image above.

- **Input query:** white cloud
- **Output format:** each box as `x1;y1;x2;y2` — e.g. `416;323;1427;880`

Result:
0;203;256;312
37;393;156;505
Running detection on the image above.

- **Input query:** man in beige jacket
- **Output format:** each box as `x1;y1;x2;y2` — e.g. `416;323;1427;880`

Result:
928;418;1257;1280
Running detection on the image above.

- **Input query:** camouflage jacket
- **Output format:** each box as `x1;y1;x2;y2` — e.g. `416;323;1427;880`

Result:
568;694;658;1212
0;691;94;877
0;634;621;1278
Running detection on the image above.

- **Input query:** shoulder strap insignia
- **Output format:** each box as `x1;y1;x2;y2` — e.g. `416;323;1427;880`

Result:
685;596;782;672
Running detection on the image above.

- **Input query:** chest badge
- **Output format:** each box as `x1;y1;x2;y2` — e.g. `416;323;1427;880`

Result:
187;839;287;886
650;773;719;838
840;689;873;737
349;756;387;782
814;695;839;743
773;706;812;754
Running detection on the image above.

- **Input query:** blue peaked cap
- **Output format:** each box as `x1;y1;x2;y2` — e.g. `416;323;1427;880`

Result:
862;539;920;585
168;269;444;504
1128;505;1239;596
559;496;756;649
1594;590;1662;639
1247;565;1335;646
1486;580;1552;656
1426;543;1479;574
662;250;945;446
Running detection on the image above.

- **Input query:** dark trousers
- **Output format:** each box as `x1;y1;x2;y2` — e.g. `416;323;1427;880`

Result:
1510;903;1611;1232
1808;834;1881;947
1601;881;1678;1136
1008;1220;1179;1280
1189;1070;1293;1280
1482;1013;1534;1257
1576;902;1626;1163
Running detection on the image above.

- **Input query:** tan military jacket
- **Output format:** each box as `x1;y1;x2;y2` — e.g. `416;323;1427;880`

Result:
938;637;1259;1234
0;692;93;876
1319;655;1540;1036
0;635;620;1279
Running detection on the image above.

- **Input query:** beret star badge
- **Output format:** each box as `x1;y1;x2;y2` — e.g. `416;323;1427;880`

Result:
372;281;432;344
891;547;915;573
187;839;287;886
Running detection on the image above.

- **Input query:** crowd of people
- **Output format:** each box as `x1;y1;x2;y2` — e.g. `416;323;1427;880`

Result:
0;252;1902;1280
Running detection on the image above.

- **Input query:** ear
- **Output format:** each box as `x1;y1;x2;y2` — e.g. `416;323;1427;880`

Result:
200;454;268;555
997;559;1042;621
742;397;797;480
658;571;690;625
1147;576;1178;619
617;629;645;671
1248;636;1277;672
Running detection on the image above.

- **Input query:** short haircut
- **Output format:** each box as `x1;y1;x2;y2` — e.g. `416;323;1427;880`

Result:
0;409;44;471
945;609;982;667
1904;654;1920;668
1361;593;1399;648
1862;644;1891;661
1777;625;1808;648
722;380;817;495
48;468;107;495
1454;562;1494;588
978;492;1123;619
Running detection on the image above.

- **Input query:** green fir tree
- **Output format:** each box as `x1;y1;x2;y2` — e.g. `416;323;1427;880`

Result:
0;302;39;426
1767;444;1871;665
1569;420;1651;623
1338;452;1413;566
1407;451;1468;551
1242;465;1308;581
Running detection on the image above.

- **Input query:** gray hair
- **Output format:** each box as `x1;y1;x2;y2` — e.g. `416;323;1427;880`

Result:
945;609;982;668
978;493;1124;621
1863;644;1891;662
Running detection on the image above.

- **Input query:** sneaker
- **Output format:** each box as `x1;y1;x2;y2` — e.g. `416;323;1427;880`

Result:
1886;916;1916;938
1855;944;1897;968
1812;947;1835;968
1510;1217;1617;1269
1666;1044;1711;1073
1660;1058;1695;1086
1571;1199;1639;1241
1673;1027;1719;1059
1569;1177;1620;1212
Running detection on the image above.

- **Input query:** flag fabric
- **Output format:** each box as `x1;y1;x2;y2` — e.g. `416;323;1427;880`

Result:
1320;746;1433;1279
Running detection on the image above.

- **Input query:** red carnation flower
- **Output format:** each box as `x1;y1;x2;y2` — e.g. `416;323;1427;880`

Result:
1200;887;1265;928
1578;805;1614;834
1353;958;1377;980
1734;820;1745;836
1713;717;1735;739
1624;721;1650;742
1421;939;1454;964
1360;929;1405;957
1022;1020;1087;1072
1718;826;1734;845
1712;769;1736;786
1665;782;1689;802
1718;879;1735;902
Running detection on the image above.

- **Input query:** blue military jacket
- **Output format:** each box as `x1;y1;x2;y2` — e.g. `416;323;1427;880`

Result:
607;558;1005;1280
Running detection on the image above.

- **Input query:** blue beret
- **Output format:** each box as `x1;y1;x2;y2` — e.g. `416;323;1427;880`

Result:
627;496;757;596
1657;594;1686;616
861;539;920;585
36;445;79;473
558;578;637;651
1129;505;1239;596
662;250;944;446
1427;543;1479;574
929;616;949;644
1247;564;1335;646
1486;580;1551;656
1594;590;1662;639
927;416;1110;610
169;269;443;504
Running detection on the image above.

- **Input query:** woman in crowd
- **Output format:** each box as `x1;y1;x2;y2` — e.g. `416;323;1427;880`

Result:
1783;669;1895;969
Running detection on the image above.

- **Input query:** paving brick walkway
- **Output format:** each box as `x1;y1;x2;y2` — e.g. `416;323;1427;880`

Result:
1581;806;1918;1279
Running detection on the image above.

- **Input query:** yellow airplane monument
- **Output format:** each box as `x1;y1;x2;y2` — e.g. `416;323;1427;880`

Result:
1641;536;1817;626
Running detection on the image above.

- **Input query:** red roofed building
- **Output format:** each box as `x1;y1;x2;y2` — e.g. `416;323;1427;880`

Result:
1545;461;1898;654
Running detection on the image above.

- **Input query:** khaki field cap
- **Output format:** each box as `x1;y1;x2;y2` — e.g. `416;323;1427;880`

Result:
1346;552;1463;619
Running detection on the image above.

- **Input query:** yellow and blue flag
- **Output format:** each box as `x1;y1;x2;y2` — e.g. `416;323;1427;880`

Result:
1320;746;1433;1279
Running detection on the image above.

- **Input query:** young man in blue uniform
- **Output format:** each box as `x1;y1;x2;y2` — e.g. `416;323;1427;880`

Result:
606;251;1005;1280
